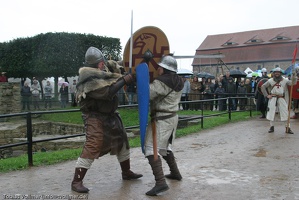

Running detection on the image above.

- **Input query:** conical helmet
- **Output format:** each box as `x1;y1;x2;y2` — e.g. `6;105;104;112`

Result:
84;47;104;67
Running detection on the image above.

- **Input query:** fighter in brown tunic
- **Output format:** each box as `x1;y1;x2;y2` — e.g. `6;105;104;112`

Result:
71;47;142;193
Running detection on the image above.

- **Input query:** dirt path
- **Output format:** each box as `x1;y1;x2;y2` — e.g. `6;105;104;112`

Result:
1;117;299;200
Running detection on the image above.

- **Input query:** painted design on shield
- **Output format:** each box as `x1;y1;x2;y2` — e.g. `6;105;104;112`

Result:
123;26;170;82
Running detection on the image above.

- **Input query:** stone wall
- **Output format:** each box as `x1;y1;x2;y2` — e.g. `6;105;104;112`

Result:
0;82;21;115
0;120;139;158
0;121;85;158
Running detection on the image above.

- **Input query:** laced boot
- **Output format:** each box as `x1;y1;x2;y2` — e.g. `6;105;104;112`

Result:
120;159;143;180
285;127;294;134
162;151;182;181
146;155;169;196
268;126;274;133
71;168;89;193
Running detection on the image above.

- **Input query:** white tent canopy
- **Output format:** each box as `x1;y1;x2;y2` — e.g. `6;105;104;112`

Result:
244;67;253;74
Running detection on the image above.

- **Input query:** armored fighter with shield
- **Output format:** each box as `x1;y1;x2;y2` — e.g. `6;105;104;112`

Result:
143;55;184;196
261;67;297;134
71;47;142;193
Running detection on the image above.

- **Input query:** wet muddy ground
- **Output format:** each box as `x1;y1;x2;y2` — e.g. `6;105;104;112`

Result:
1;117;299;200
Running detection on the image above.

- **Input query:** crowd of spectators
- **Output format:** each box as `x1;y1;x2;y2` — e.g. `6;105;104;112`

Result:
19;77;77;111
178;70;269;112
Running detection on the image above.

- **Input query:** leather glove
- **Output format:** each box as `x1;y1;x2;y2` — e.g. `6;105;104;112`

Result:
123;74;135;85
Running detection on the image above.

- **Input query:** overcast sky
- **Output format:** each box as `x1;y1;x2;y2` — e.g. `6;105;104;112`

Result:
1;0;298;70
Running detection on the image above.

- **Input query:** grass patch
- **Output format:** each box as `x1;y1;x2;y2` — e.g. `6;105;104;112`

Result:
0;108;259;173
0;148;82;173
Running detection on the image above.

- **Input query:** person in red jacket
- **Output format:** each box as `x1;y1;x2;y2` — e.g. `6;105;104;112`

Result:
0;72;8;82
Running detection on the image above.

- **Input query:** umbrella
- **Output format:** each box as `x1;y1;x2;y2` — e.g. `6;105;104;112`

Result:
177;68;193;75
58;81;69;86
229;69;247;78
247;72;262;78
197;72;215;79
244;67;253;74
284;63;299;75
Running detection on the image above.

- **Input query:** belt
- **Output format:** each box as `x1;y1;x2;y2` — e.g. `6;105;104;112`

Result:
150;110;177;122
151;113;177;122
271;94;284;98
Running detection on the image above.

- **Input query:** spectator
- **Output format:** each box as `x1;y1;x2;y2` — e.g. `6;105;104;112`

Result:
222;71;231;110
244;78;253;110
69;79;77;106
255;68;269;118
180;76;190;110
69;79;77;107
251;75;258;93
213;76;222;110
203;78;214;111
59;83;68;108
221;71;231;90
226;77;237;110
189;76;204;111
21;82;31;111
237;80;247;110
214;83;226;111
126;81;136;105
44;81;53;110
0;72;8;82
290;72;299;119
30;79;41;110
235;77;242;108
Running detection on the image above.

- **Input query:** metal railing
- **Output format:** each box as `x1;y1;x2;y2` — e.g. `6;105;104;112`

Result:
0;95;256;166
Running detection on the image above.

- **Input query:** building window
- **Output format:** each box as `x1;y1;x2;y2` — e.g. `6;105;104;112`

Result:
245;37;264;44
222;41;238;46
270;36;291;42
275;64;280;68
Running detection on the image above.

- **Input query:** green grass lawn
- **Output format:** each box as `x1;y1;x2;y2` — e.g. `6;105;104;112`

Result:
0;108;259;173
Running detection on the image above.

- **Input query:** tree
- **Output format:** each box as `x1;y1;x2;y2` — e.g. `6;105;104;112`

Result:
0;32;122;98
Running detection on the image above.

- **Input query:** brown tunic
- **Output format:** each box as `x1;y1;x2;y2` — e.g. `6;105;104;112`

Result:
76;67;129;159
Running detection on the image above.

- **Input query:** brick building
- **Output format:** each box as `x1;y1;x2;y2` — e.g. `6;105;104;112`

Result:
192;25;299;76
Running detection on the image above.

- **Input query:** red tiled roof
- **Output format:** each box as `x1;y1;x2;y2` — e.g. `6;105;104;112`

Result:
198;25;299;50
193;25;299;66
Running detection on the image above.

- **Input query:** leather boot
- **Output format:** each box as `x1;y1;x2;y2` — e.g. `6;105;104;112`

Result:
120;159;143;180
285;127;294;134
162;151;182;181
71;168;89;193
268;126;274;133
146;155;169;196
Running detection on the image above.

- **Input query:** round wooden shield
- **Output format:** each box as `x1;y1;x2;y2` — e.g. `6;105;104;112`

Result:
257;78;268;95
123;26;170;82
288;81;299;99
